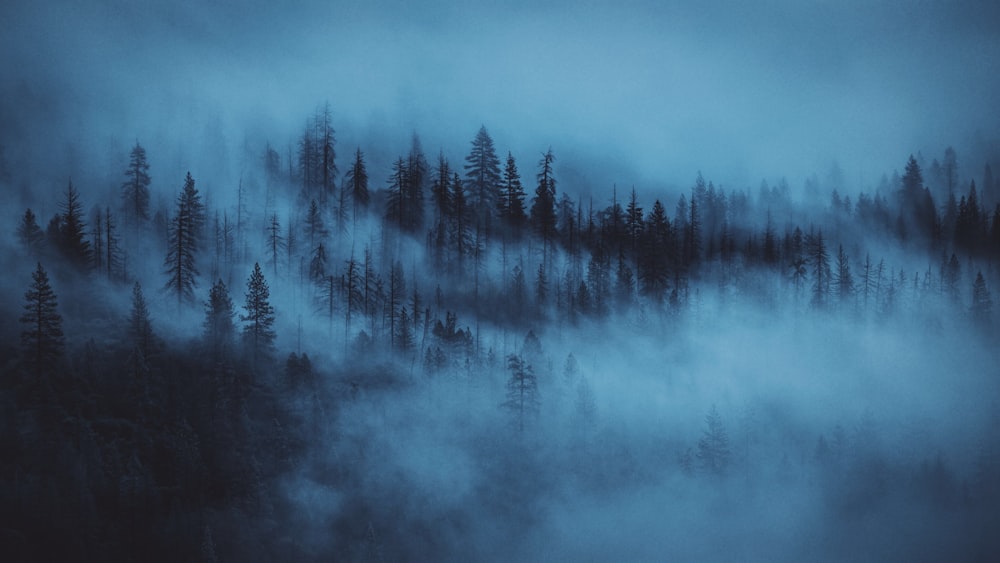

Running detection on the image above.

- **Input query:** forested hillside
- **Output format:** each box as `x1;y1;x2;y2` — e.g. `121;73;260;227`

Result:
1;113;999;560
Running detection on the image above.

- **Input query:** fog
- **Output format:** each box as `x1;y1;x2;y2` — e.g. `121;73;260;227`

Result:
4;1;1000;194
2;1;1000;562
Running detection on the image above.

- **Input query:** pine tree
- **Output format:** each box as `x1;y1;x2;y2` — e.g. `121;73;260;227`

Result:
464;125;502;227
121;141;151;233
179;172;206;245
639;200;670;301
164;199;198;305
499;151;527;230
396;306;414;351
17;208;45;255
530;149;558;261
431;153;452;222
385;157;408;231
20;262;64;377
204;279;236;360
404;133;428;234
808;230;831;308
503;353;539;434
317;102;338;206
346;148;370;223
833;244;855;305
304;199;326;252
266;214;285;278
309;242;328;284
242;263;276;364
129;282;154;357
972;271;992;327
696;404;731;477
450;173;472;274
57;180;92;269
535;262;548;307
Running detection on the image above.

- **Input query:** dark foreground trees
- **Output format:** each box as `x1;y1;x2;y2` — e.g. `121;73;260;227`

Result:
19;262;64;378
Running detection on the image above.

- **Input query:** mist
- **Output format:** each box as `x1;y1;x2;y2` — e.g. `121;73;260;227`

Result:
2;1;1000;562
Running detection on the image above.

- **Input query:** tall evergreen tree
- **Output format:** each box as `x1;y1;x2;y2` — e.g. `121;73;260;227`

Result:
833;244;855;305
972;271;992;327
404;134;428;234
530;149;558;258
464;126;502;226
20;262;64;378
266;214;285;278
164;199;198;305
179;172;206;245
121;141;151;232
242;263;276;364
304;199;326;253
129;282;154;357
317;102;338;205
385;157;408;232
17;208;45;255
498;151;527;230
345;148;369;223
504;353;539;434
808;230;831;308
57;179;92;269
204;279;236;361
697;404;731;477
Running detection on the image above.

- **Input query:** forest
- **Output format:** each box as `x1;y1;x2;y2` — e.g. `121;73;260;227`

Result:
1;103;999;561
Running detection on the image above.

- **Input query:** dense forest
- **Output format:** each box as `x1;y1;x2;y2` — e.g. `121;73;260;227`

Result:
1;104;1000;560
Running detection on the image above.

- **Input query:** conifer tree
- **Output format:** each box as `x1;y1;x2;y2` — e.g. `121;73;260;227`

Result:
697;404;731;477
266;214;285;278
530;149;558;261
431;153;452;223
164;200;198;305
304;199;326;253
121;141;151;232
385;157;408;232
242;263;276;364
57;179;92;269
179;172;206;245
204;278;236;360
346;148;369;223
129;281;154;357
20;262;64;377
504;353;539;434
833;244;855;305
17;208;45;255
464;125;502;226
972;271;993;327
498;152;527;229
404;134;428;234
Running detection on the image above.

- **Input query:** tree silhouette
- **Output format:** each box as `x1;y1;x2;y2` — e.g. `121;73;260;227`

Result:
20;262;64;378
346;148;370;223
697;404;731;477
17;208;45;255
465;125;502;227
972;271;992;327
504;353;539;434
242;263;276;364
129;282;154;357
498;151;527;230
530;149;557;264
56;179;92;269
204;279;236;361
121;141;151;232
164;198;198;305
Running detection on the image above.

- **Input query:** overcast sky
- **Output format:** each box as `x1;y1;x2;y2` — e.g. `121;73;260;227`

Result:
2;0;999;197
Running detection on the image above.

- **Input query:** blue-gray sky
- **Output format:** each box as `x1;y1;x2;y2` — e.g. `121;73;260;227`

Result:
2;0;999;195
